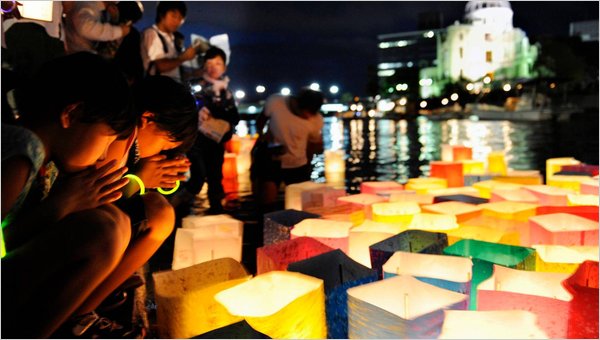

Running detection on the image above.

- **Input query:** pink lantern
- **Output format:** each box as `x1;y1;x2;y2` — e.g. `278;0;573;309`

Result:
360;181;404;195
337;193;387;220
490;189;539;204
477;265;572;339
256;236;334;274
523;185;576;206
290;218;354;253
452;145;472;161
529;213;598;246
562;261;599;339
430;161;464;188
421;201;482;223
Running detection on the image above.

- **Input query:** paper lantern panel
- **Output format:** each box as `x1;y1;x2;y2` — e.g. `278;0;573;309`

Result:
256;236;334;274
263;209;320;246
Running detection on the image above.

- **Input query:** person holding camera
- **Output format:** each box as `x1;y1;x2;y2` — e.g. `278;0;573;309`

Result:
140;1;198;83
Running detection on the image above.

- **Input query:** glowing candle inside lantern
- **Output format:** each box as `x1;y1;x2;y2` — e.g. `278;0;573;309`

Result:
441;144;453;162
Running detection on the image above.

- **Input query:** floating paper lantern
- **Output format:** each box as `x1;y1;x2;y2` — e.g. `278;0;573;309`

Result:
464;174;493;187
433;194;488;205
477;265;572;339
422;201;481;223
428;186;481;197
441;144;454;162
405;177;448;194
546;157;580;182
562;260;599;339
301;187;346;210
536;205;599;222
173;214;243;270
348;220;405;268
371;201;421;225
479;201;538;222
473;180;521;199
337;193;387;220
560;164;599;177
370;230;448;278
443;239;536;309
407;213;459;232
487;151;507;175
346;275;468;339
388;190;434;205
214;271;327;339
360;181;403;195
430;161;464;187
461;160;486;175
494;170;543;185
490;188;539;204
288;249;378;339
438;310;548;339
285;181;329;210
316;208;365;227
548;175;593;193
567;194;599;206
382;251;472;296
324;149;346;186
263;209;320;246
529;213;598;246
153;258;251;339
452;145;472;161
445;224;507;246
194;320;270;339
222;153;238;179
580;178;599;195
256;236;334;274
533;245;599;273
290;218;354;253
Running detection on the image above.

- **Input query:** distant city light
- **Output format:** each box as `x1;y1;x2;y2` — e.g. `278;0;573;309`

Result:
549;83;556;89
377;99;395;112
407;61;414;67
356;104;364;111
466;83;474;91
483;76;492;84
399;97;407;106
425;31;435;38
309;82;320;91
441;98;449;105
503;84;512;92
281;87;291;95
234;90;245;99
350;104;357;111
256;85;266;93
395;83;408;91
420;101;427;108
248;105;257;113
516;84;523;90
419;78;433;86
329;85;339;94
377;70;396;77
450;93;459;101
192;84;202;93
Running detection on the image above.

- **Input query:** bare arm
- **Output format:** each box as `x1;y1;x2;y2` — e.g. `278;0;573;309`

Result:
153;46;196;73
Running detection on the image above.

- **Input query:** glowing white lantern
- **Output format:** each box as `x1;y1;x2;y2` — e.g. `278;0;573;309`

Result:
533;244;599;273
153;258;251;339
360;181;403;195
529;213;599;246
382;252;472;295
173;214;243;270
214;271;327;339
291;218;354;253
422;201;482;223
567;194;599;206
371;201;421;225
348;220;405;268
337;193;387;219
439;310;549;339
347;275;467;338
285;181;329;210
324;149;346;185
478;265;572;339
441;144;454;162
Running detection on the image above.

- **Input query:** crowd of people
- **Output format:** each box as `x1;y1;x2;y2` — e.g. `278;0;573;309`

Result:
1;1;324;338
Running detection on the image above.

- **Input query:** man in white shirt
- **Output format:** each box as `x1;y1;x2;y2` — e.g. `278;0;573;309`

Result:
140;1;197;83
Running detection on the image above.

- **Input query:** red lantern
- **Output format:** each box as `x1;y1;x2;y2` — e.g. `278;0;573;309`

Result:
430;161;464;188
563;261;599;339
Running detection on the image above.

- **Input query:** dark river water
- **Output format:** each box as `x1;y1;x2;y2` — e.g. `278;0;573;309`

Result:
236;113;598;194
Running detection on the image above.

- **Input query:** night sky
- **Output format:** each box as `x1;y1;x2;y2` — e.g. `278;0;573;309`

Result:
135;1;599;98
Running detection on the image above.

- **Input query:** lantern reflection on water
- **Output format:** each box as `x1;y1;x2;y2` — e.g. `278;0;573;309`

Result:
214;271;327;339
346;275;467;339
438;310;548;339
477;265;572;339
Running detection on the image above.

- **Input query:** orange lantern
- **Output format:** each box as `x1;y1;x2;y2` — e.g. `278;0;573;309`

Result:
580;178;599;195
490;188;539;204
222;153;237;179
452;145;472;161
546;157;580;183
405;177;448;194
473;180;521;199
536;205;599;222
494;170;543;185
430;161;464;188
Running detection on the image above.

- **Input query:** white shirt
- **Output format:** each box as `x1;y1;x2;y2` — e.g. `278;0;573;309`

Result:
264;95;324;169
141;24;181;82
64;1;124;54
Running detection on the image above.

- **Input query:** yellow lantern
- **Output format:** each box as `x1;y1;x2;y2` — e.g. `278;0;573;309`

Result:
337;193;387;220
324;149;346;186
473;180;521;199
405;177;447;194
446;224;508;246
546;157;580;183
490;188;539;204
477;265;572;339
567;194;599;206
291;218;354;253
348;220;406;268
479;201;537;222
153;258;251;339
214;271;327;339
407;213;459;232
347;275;467;338
487;151;507;176
422;201;482;223
173;214;243;270
533;244;599;274
493;170;543;185
529;213;599;246
524;185;576;206
389;190;434;205
461;160;486;175
371;201;421;225
285;181;329;210
360;181;403;195
456;215;521;246
439;310;549;339
548;175;593;193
